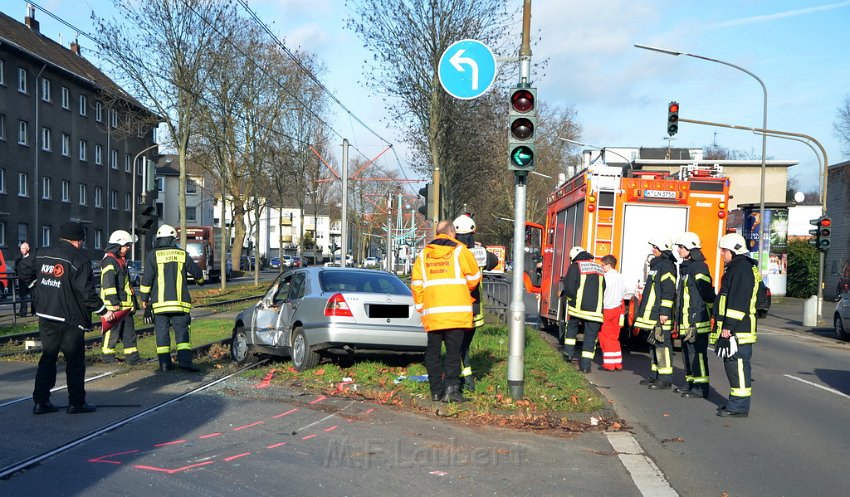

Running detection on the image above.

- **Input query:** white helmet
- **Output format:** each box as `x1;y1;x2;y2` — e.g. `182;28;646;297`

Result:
108;229;136;246
675;231;701;250
648;236;672;252
156;224;177;239
719;233;749;255
569;246;585;261
453;214;476;234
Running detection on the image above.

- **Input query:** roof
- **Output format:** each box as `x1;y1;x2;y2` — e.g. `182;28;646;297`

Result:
0;10;148;112
639;147;696;160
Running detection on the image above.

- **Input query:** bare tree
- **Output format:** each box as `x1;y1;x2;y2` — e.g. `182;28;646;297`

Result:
836;95;850;158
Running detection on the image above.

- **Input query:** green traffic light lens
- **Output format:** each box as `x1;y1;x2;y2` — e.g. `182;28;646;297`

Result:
510;145;534;168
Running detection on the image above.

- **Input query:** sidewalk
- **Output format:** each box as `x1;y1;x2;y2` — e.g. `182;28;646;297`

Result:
759;296;837;338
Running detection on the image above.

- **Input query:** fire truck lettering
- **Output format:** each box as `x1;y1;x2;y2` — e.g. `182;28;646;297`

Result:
696;201;713;207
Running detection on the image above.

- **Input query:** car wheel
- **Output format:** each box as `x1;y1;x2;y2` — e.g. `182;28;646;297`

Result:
834;315;849;341
291;326;320;371
757;309;768;319
231;326;258;365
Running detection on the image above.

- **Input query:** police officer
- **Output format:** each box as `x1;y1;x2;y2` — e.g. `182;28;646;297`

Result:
18;222;114;414
139;224;205;372
633;236;677;389
674;232;715;399
561;246;605;373
100;230;142;365
452;213;498;392
713;233;760;418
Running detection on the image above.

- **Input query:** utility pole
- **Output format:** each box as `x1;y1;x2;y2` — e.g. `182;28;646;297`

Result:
341;139;349;267
386;193;393;272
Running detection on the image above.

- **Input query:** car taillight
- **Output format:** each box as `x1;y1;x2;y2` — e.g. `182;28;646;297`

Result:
324;293;353;317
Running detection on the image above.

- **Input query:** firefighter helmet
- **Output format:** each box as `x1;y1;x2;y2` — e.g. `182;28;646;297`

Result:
719;233;748;255
675;231;701;250
453;214;476;234
569;246;585;261
648;236;672;252
156;224;177;239
108;229;136;246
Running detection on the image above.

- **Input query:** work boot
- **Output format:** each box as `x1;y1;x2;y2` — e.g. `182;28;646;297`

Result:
33;401;59;415
673;384;692;394
431;389;445;402
648;381;673;390
178;364;201;373
101;354;116;364
67;403;97;414
639;377;657;385
460;376;475;393
681;389;709;399
126;353;143;365
158;355;174;372
441;385;468;403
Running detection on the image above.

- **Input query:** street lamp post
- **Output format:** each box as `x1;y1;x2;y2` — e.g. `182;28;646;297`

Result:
634;44;768;268
131;143;159;262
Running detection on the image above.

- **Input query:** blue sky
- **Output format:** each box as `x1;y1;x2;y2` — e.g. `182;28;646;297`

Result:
12;0;850;193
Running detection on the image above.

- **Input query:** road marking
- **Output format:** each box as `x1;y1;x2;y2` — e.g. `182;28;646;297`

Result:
783;374;850;400
606;432;679;497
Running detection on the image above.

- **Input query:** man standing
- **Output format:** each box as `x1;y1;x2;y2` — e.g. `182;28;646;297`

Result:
561;247;605;374
599;255;625;371
713;233;760;418
100;230;141;365
18;222;114;414
452;213;498;392
411;220;481;403
674;232;715;399
633;236;677;389
139;224;205;372
14;242;33;316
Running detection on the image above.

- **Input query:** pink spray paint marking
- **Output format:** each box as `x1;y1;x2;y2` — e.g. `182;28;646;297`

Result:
232;421;264;431
266;442;288;449
253;369;277;389
88;450;140;464
301;434;317;440
154;440;187;447
198;432;222;439
134;461;215;474
364;408;375;414
223;452;252;462
273;408;298;418
308;395;327;405
324;425;338;432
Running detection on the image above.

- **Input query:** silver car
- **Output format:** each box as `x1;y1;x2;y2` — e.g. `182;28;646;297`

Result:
230;267;425;370
834;292;850;341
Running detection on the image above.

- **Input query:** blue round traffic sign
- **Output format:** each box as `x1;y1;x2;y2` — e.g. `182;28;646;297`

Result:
438;39;497;100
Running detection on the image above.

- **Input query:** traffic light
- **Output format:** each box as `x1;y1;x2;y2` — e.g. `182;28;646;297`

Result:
809;215;832;252
136;204;157;235
508;86;537;172
667;101;679;136
417;183;432;217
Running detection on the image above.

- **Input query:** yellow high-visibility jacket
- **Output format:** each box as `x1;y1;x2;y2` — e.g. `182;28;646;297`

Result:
411;235;481;332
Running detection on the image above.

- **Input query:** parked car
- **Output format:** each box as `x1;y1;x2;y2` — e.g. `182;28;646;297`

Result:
756;280;771;318
281;255;294;268
364;256;379;268
270;257;281;269
834;292;850;341
230;266;425;370
128;260;143;287
292;256;302;268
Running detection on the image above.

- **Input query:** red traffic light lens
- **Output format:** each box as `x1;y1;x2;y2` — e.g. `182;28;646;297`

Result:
511;90;535;113
510;118;534;140
669;103;679;113
821;218;831;227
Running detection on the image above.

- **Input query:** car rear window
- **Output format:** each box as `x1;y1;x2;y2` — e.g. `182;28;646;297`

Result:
319;270;411;295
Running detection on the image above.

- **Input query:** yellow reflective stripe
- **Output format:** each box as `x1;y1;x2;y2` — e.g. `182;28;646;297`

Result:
102;266;115;275
564;338;577;345
660;299;674;307
176;343;191;351
661;273;675;282
124;347;137;354
731;387;752;397
726;309;746;320
568;307;603;322
695;273;711;283
152;302;192;313
156;346;171;354
461;366;472;376
140;285;151;294
581;350;596;359
102;288;118;295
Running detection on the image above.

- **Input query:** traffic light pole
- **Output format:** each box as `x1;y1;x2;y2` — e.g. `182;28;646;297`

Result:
507;0;533;401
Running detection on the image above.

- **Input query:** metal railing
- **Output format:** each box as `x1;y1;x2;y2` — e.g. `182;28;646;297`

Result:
0;273;31;326
482;276;511;325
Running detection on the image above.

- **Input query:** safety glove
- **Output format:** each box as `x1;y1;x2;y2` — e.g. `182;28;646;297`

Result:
143;306;154;325
714;335;739;359
682;326;697;343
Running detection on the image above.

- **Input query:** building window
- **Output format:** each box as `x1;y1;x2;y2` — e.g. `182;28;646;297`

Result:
17;224;27;245
17;67;27;93
41;78;51;102
41;127;51;151
155;176;164;192
0;168;5;193
61;133;70;156
186;178;198;194
41;226;51;247
125;192;131;211
110;109;118;128
111;190;118;210
94;187;102;208
79;139;87;161
0;113;5;140
79;94;87;116
0;59;5;86
18;120;28;145
18;172;28;197
125;154;131;172
41;176;51;199
95;101;103;122
95;144;102;165
94;229;102;249
186;206;197;222
0;222;5;247
79;184;87;205
61;86;70;109
61;180;70;202
110;149;118;169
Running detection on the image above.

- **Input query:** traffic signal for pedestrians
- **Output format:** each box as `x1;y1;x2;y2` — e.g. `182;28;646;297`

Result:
809;216;832;251
418;183;433;217
667;101;679;136
508;86;537;172
136;205;157;235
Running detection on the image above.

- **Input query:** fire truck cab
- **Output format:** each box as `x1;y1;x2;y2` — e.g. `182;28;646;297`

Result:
525;163;730;332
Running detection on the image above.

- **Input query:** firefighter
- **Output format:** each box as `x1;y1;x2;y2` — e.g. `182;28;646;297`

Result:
599;255;625;371
561;246;605;373
100;230;142;365
633;236;677;389
411;220;481;403
139;224;205;372
712;233;759;418
673;232;715;399
452;213;498;393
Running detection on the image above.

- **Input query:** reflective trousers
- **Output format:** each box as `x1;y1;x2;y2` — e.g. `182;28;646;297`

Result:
599;306;623;370
650;328;674;383
33;319;87;405
154;313;192;366
681;332;710;394
102;314;138;358
723;342;753;413
459;327;477;380
425;328;465;394
563;317;601;371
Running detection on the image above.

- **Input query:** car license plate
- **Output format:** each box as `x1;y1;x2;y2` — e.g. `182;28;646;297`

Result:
368;305;408;319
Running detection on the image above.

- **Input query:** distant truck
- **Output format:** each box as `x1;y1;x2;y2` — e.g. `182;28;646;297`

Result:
177;226;223;282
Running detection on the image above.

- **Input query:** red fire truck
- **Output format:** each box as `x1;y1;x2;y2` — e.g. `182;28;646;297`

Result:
524;164;730;331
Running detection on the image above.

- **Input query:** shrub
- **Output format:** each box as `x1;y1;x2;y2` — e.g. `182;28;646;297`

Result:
786;240;818;298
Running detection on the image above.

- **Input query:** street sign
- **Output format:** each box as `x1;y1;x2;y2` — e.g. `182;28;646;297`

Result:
438;39;497;100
